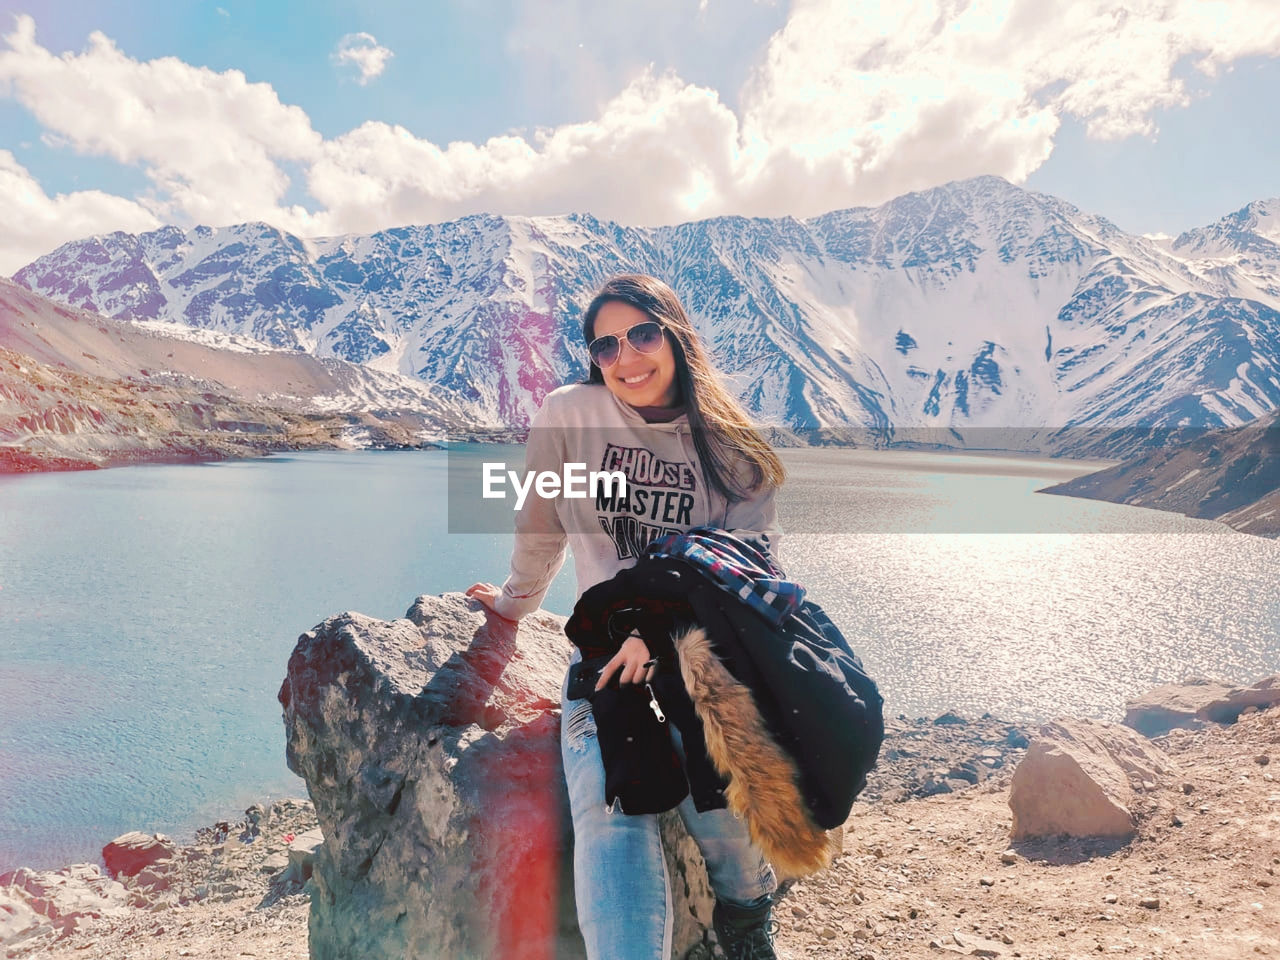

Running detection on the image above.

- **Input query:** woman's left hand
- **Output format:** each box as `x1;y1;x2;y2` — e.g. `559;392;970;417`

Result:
595;633;657;691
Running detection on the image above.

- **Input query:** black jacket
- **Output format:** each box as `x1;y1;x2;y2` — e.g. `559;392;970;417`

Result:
564;555;884;878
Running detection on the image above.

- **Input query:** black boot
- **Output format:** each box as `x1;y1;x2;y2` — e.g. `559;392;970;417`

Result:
712;898;780;960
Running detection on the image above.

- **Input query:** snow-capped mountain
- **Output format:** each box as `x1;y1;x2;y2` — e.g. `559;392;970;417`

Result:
13;177;1280;452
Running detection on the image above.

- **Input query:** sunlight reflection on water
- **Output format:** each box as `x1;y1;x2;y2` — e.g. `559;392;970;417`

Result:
777;450;1280;723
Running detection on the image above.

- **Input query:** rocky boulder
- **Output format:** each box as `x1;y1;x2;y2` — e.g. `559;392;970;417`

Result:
1124;675;1280;736
278;592;717;960
101;830;177;879
1008;718;1176;841
0;863;132;942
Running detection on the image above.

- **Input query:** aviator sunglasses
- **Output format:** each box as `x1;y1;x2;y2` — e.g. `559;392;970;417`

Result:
587;320;667;368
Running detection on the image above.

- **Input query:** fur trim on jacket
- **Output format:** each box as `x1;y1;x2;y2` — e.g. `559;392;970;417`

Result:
674;625;839;878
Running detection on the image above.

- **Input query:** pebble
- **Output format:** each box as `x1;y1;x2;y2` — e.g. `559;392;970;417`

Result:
1000;850;1018;865
1256;754;1271;766
819;926;839;939
1139;897;1160;909
979;877;995;887
1102;894;1118;904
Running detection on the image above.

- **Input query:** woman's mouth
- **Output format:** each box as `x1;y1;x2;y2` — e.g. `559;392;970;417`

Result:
620;370;654;386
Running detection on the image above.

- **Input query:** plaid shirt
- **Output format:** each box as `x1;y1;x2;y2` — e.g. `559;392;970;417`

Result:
643;526;804;626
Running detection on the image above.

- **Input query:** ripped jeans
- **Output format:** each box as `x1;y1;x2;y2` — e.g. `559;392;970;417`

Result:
561;651;777;960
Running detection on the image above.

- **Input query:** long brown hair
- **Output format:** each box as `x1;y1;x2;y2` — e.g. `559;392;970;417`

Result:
581;273;785;503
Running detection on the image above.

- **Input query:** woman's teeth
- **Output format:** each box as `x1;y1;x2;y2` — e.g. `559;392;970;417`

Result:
622;371;653;385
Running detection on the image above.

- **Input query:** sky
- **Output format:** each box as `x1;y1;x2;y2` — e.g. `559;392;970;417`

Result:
1;0;1279;276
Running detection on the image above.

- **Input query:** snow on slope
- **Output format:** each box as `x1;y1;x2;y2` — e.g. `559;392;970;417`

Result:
13;176;1280;453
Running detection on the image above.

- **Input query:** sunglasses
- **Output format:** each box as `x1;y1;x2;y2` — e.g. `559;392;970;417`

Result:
587;320;666;368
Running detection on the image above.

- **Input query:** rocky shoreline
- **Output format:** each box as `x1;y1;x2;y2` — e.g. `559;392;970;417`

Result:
5;695;1278;959
0;712;1032;959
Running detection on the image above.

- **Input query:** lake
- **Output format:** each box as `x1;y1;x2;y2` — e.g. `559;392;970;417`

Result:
1;446;1277;871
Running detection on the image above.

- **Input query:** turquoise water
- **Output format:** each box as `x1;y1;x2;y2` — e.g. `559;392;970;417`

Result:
1;447;1277;871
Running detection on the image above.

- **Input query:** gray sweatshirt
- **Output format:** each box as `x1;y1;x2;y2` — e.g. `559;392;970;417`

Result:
494;383;782;621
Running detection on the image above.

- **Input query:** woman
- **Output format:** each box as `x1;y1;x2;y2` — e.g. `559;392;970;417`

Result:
466;273;787;960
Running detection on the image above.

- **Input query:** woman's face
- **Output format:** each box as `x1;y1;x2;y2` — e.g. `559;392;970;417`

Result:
592;300;681;408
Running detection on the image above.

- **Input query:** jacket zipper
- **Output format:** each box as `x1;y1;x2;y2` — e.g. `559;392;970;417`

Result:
645;682;666;722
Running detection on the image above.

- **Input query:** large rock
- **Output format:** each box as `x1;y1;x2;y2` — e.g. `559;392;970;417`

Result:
1124;675;1280;736
0;885;45;952
1008;718;1176;841
0;862;132;943
101;830;177;879
278;592;716;960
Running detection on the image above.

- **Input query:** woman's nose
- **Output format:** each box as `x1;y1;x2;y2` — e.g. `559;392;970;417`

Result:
616;337;643;362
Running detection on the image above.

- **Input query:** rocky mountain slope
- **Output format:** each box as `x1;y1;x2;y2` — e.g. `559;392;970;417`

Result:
13;177;1280;456
1042;408;1280;538
0;280;483;471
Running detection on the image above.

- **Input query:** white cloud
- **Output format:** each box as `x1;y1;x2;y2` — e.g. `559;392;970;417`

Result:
0;149;161;274
0;14;323;233
1;1;1280;272
306;69;742;230
731;0;1280;212
331;32;393;86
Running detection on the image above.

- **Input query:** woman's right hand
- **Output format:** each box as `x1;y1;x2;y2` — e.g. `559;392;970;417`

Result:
595;633;657;691
466;582;516;622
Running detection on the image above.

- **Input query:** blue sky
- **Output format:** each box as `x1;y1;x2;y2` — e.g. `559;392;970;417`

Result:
1;0;1279;273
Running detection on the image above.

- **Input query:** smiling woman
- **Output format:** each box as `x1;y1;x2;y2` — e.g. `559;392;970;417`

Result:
586;307;678;407
465;273;789;959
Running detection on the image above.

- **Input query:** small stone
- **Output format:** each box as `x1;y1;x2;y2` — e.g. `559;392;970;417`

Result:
820;926;839;939
791;905;809;919
1181;783;1194;795
1000;850;1018;865
1139;897;1160;909
1257;879;1273;888
979;877;995;887
1102;894;1117;904
1255;754;1271;766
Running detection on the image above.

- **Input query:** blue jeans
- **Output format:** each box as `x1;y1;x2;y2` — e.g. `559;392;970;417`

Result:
561;656;777;960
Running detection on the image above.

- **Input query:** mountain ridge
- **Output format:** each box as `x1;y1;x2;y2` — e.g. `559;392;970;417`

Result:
13;176;1280;454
